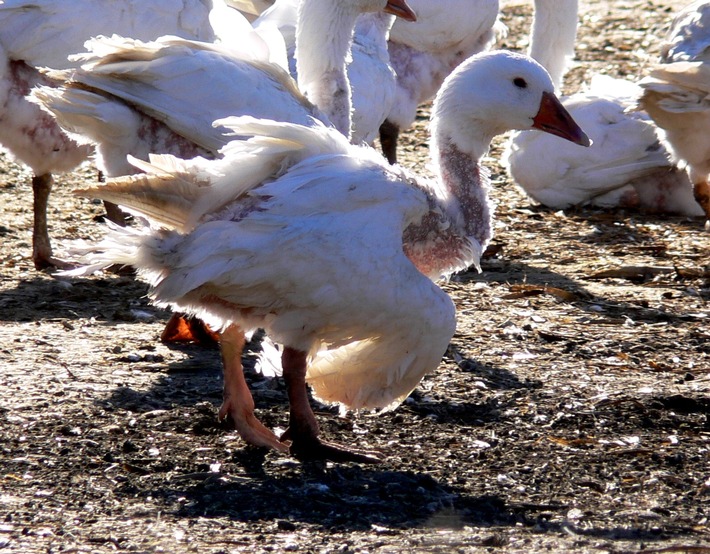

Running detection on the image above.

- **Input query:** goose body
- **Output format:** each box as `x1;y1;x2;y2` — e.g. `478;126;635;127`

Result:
67;51;589;461
380;0;501;163
638;0;710;219
506;76;704;215
0;0;228;269
36;33;323;177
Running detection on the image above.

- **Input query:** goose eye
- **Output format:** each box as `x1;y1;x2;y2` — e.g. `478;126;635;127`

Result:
513;77;527;89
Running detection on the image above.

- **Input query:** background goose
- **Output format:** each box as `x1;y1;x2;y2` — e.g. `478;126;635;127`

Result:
243;0;573;165
638;0;710;221
505;75;704;215
505;0;705;216
251;0;409;144
66;51;589;462
35;33;316;178
0;0;231;269
236;0;502;162
378;0;582;165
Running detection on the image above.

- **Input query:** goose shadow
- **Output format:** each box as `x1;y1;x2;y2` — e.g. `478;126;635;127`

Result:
97;350;517;434
106;459;693;545
0;273;153;323
81;362;700;543
125;463;470;531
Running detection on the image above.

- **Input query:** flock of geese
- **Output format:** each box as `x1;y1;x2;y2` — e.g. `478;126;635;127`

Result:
1;0;707;462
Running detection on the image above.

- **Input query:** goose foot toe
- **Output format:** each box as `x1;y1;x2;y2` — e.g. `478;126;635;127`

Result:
282;429;382;464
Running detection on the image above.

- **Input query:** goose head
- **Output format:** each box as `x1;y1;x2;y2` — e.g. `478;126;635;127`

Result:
380;0;417;22
297;0;416;43
337;0;417;21
431;50;590;160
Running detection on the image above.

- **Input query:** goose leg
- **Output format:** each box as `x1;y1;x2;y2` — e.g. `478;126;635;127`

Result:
692;180;710;221
102;201;129;226
95;171;130;227
218;324;287;452
94;171;125;226
379;119;400;165
31;173;73;270
281;347;381;463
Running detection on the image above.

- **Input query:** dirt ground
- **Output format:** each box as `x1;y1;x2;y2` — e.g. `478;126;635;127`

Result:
1;0;708;552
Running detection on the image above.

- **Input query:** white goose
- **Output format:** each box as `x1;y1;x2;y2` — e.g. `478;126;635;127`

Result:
506;76;704;215
638;0;710;220
240;0;500;158
505;0;705;216
67;51;589;462
0;0;232;269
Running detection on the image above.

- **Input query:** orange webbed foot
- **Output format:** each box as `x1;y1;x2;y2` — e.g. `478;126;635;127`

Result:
161;313;220;346
691;180;710;229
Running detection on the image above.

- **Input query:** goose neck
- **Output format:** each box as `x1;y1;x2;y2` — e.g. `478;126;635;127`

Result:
433;137;492;248
401;135;492;280
295;0;359;138
529;0;578;91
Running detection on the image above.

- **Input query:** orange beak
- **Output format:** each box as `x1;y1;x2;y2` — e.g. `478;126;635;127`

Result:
384;0;417;22
532;91;591;147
